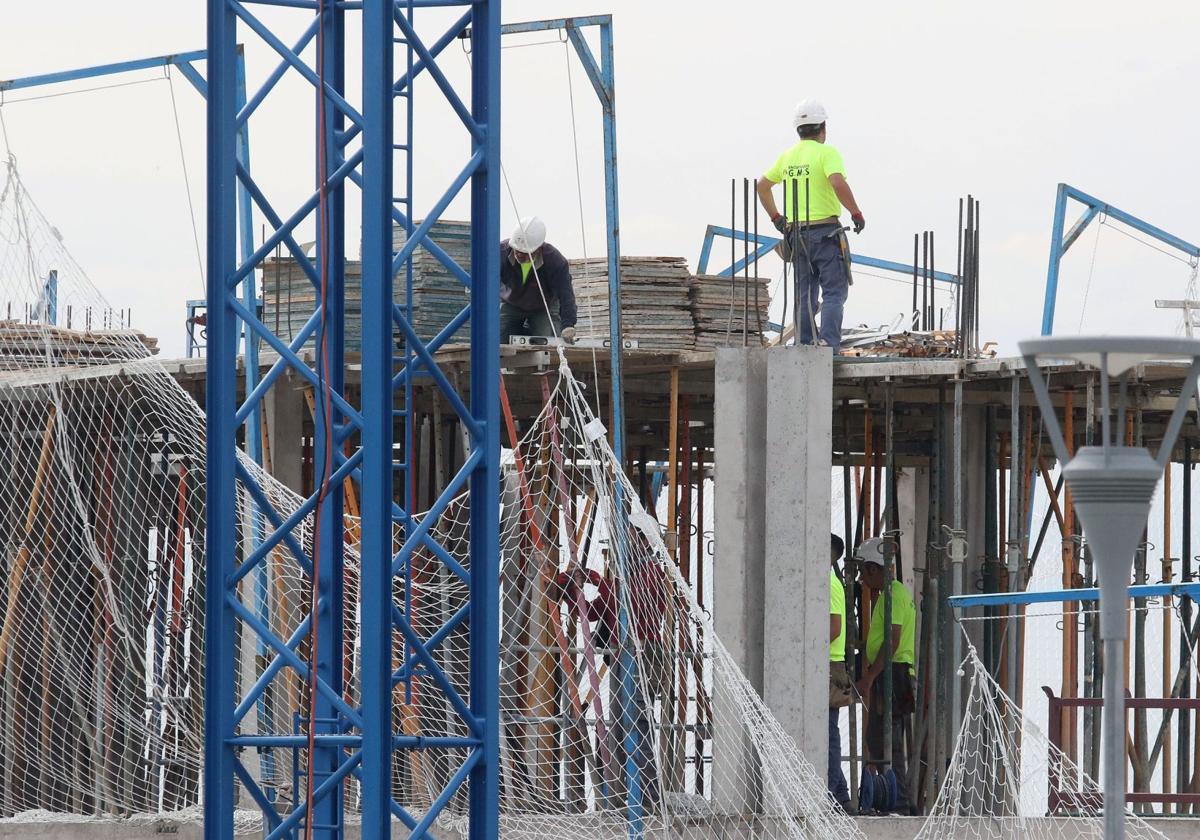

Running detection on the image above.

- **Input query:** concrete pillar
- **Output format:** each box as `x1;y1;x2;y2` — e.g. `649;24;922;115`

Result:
762;347;832;770
264;370;307;495
713;348;768;814
713;346;833;802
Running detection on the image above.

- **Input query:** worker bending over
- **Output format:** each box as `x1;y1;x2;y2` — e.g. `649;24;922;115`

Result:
499;216;578;343
756;99;864;353
854;537;916;814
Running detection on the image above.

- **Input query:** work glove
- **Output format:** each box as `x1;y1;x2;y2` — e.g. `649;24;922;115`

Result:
851;212;866;234
771;213;789;235
560;326;577;344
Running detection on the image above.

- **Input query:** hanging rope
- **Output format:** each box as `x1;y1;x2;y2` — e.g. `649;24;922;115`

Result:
1076;213;1103;332
563;38;603;415
166;67;205;291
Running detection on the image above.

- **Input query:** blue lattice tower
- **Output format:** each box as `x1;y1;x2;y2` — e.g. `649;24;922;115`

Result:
204;2;500;838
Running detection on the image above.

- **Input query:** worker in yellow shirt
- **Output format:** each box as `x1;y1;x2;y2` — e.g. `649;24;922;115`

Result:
755;99;865;353
828;533;852;813
854;537;916;814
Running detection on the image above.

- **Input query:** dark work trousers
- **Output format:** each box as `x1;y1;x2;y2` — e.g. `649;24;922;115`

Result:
828;706;850;805
865;663;914;811
500;301;561;342
790;224;850;352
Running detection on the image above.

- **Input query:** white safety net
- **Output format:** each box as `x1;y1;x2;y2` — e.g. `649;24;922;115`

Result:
0;157;861;839
915;644;1166;840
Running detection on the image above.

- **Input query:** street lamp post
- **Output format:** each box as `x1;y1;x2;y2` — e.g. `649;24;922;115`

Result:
1021;337;1200;840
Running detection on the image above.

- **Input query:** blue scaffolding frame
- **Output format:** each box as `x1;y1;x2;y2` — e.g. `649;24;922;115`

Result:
205;3;499;839
697;224;962;283
1040;183;1200;335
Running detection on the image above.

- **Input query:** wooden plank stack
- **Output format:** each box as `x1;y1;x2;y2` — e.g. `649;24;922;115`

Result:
393;219;472;344
260;219;473;351
570;257;695;351
0;321;157;369
689;273;771;349
261;253;365;351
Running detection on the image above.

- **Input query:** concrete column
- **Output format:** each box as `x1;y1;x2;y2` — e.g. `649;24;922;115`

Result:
264;370;307;495
713;348;768;814
713;348;768;690
713;346;833;805
762;347;832;771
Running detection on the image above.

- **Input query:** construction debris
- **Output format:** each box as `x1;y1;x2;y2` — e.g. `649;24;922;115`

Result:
838;327;996;358
689;273;771;349
571;257;695;351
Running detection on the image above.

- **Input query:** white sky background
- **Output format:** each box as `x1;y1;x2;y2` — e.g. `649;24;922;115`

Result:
0;1;1198;356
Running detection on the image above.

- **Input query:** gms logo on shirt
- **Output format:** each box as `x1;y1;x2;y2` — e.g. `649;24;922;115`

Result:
784;164;811;179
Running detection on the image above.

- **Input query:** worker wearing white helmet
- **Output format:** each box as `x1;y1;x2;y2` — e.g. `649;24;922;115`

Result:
755;99;865;353
499;217;578;344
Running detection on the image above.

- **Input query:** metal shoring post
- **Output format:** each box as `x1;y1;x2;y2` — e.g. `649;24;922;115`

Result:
950;377;965;743
1084;374;1098;777
595;18;644;836
1182;439;1194;804
1006;375;1022;741
883;381;896;792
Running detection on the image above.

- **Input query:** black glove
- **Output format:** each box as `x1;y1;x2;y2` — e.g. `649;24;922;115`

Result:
771;213;789;234
851;212;866;234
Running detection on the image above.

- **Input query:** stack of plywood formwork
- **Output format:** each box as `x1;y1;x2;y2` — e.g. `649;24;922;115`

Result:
570;256;695;351
689;273;771;349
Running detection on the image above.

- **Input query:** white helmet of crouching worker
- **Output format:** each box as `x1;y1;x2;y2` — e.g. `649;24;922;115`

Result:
510;216;547;256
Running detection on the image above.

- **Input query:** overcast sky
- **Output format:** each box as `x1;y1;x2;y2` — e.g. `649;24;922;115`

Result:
1;1;1198;357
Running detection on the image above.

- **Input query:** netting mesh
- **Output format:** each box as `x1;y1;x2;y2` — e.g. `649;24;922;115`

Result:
0;158;861;837
915;643;1167;840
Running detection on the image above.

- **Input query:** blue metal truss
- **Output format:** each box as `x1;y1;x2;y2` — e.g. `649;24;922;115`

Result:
206;2;499;839
1040;183;1200;335
697;223;963;285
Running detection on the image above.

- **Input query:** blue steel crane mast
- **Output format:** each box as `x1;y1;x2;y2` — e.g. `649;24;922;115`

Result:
205;1;500;839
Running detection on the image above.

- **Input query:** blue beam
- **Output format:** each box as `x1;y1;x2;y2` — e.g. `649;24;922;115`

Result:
699;225;962;284
468;2;502;837
204;2;238;838
1042;183;1200;335
949;582;1200;610
0;49;208;91
1062;184;1200;258
500;14;612;35
359;1;393;837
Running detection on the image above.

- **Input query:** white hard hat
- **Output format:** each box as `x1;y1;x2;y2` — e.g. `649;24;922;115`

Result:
854;537;887;567
510;216;547;254
792;98;828;130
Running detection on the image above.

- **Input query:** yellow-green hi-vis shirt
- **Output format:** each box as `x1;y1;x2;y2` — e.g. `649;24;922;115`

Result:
865;579;916;674
764;140;846;223
830;569;847;663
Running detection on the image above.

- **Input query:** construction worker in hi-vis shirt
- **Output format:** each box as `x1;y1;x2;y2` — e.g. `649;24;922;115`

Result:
756;99;864;353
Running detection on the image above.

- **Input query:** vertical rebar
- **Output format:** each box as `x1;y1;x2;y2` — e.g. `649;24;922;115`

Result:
1181;439;1194;800
743;178;750;347
929;232;936;332
956;199;964;356
912;234;920;331
922;232;929;332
